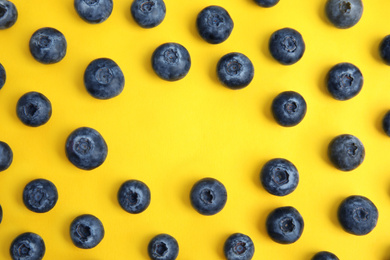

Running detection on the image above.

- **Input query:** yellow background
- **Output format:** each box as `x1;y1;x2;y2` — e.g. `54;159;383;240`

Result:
0;0;390;259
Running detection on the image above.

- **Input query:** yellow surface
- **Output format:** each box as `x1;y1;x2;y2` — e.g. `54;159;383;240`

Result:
1;0;390;259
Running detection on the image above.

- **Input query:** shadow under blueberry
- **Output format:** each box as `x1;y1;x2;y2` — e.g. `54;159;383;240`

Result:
144;48;157;78
318;0;332;27
329;197;344;229
320;136;335;168
262;92;275;122
375;109;388;136
382;246;390;260
188;10;204;44
140;234;154;259
318;65;333;97
216;233;229;259
209;58;221;87
258;207;277;239
63;215;77;244
180;178;198;209
260;32;274;63
371;36;385;63
252;160;267;190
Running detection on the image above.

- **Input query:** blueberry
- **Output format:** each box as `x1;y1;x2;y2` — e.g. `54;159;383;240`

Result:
84;58;125;99
326;62;363;100
254;0;280;7
0;141;12;171
70;214;104;249
0;63;6;90
65;127;108;170
152;42;191;81
118;180;151;214
312;251;339;260
382;110;390;136
196;6;234;44
325;0;363;29
0;204;2;223
271;91;307;127
0;0;17;29
23;178;58;213
10;232;45;260
269;28;305;65
148;233;179;260
131;0;166;28
328;134;364;171
260;158;299;196
217;52;254;90
338;195;378;235
29;27;67;64
74;0;113;24
379;35;390;65
190;177;227;216
223;233;255;260
266;206;304;244
16;91;52;127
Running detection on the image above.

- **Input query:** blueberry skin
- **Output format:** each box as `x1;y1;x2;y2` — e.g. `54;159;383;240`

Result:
379;35;390;65
338;195;378;235
131;0;166;28
328;134;365;171
254;0;280;7
312;251;339;260
23;179;58;213
271;91;307;127
74;0;113;24
196;6;234;44
16;92;52;127
217;52;254;90
223;233;255;260
148;233;179;260
0;63;6;90
190;177;227;216
266;206;304;244
0;141;12;171
29;27;67;64
152;42;191;81
65;127;108;170
382;110;390;136
260;158;299;196
326;62;363;100
0;0;17;29
10;232;45;260
70;214;104;249
118;180;151;214
269;28;305;65
84;58;125;99
325;0;363;29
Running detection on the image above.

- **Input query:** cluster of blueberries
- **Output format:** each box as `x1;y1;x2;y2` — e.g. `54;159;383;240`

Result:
0;0;388;259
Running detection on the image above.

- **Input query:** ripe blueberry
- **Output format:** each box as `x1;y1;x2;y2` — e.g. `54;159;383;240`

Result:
0;141;12;171
16;91;52;127
379;35;390;66
217;52;254;90
0;0;17;29
23;178;58;213
131;0;166;28
118;180;151;214
10;232;45;260
74;0;113;24
70;214;104;249
148;233;179;260
338;195;378;235
29;27;67;64
271;91;307;127
0;63;6;90
312;251;339;260
269;28;305;65
254;0;279;7
325;0;363;29
196;5;234;44
328;134;365;171
223;233;255;260
190;177;227;216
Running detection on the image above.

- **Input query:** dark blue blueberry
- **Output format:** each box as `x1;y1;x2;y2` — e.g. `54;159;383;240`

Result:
70;214;104;249
382;110;390;136
0;141;12;171
379;35;390;66
217;52;254;90
328;134;364;171
338;195;378;235
16;92;52;127
223;233;254;260
269;28;305;65
325;0;363;29
254;0;279;7
260;158;299;196
10;232;45;260
118;180;151;214
190;177;227;216
23;179;58;213
0;0;17;29
0;63;6;90
84;58;125;99
74;0;113;24
152;42;191;81
65;127;108;170
148;233;179;260
266;206;304;244
312;251;339;260
271;91;307;127
131;0;166;28
196;6;234;44
326;62;363;100
29;27;67;64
